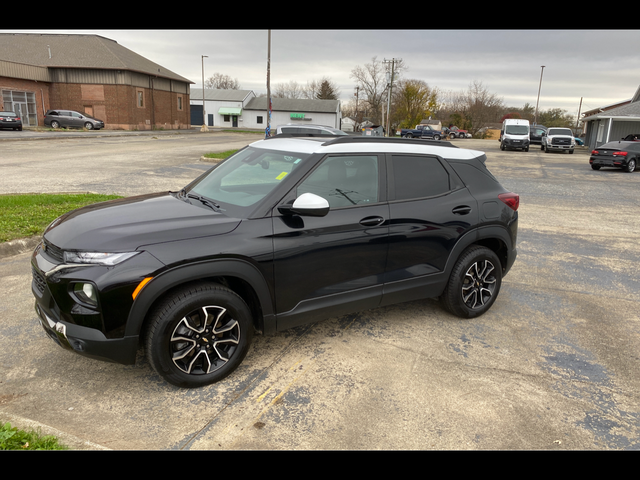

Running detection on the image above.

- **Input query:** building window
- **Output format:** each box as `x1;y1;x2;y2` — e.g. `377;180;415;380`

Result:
137;89;145;108
177;95;183;111
224;115;230;122
257;116;263;124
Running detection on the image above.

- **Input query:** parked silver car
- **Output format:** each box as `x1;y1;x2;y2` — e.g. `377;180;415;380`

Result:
44;110;105;130
276;124;348;136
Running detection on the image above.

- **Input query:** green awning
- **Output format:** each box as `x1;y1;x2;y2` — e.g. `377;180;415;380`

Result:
218;107;242;115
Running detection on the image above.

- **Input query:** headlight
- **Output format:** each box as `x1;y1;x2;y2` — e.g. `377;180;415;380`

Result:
64;251;139;266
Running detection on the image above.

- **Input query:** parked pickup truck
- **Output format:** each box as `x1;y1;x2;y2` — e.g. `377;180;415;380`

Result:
400;124;443;140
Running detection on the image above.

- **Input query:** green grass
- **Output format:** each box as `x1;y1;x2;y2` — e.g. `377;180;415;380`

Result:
203;149;239;160
0;422;68;450
0;193;122;243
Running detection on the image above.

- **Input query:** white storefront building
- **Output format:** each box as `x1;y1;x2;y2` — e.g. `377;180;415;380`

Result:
191;88;342;130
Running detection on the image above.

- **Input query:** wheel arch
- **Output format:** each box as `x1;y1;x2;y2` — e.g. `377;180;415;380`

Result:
126;259;276;340
443;225;515;279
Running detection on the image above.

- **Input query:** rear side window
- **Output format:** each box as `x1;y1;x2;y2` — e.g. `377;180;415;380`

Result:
390;155;450;200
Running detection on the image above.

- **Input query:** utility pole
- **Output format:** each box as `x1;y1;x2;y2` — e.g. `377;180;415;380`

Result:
383;58;399;136
576;97;583;131
201;55;208;132
354;86;360;133
266;30;271;138
534;65;545;125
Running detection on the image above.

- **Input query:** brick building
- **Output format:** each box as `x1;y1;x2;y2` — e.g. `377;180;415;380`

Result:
0;33;193;130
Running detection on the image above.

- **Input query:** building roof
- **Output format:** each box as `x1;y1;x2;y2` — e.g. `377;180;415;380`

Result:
582;100;640;122
190;88;255;102
0;33;193;84
245;97;340;113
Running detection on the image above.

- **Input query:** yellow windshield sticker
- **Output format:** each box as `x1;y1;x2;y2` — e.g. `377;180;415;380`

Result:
276;172;288;180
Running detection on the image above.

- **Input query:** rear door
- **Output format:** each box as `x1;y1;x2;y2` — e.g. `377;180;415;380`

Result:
381;153;478;305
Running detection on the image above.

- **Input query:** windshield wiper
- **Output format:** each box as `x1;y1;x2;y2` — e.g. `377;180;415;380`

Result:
187;193;223;212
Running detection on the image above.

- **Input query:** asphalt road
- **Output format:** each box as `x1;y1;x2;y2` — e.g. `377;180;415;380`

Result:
1;132;639;450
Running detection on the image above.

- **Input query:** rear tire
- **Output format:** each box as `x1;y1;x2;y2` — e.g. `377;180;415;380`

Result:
145;283;254;388
626;159;636;173
441;246;502;318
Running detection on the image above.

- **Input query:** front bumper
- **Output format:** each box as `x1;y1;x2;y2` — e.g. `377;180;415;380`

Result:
503;139;530;149
30;241;164;365
34;300;139;364
547;144;574;151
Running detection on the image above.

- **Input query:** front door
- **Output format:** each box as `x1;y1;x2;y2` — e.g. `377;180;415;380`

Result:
272;154;388;330
232;115;238;128
13;103;29;126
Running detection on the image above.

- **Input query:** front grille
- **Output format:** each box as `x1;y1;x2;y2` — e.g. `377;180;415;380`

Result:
32;265;46;294
43;239;64;262
552;138;571;145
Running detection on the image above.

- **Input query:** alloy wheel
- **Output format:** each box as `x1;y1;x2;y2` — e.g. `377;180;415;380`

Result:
170;305;240;375
461;260;497;310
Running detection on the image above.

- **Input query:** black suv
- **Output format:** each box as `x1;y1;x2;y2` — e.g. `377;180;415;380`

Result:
31;137;519;388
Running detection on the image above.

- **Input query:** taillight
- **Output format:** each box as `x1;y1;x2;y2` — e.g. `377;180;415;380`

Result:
613;151;628;156
591;150;599;155
499;192;519;211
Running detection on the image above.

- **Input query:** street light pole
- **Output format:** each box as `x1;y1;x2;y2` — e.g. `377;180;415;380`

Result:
201;55;208;132
534;65;545;125
266;30;271;138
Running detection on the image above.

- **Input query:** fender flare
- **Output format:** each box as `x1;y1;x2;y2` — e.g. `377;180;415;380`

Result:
125;258;276;337
442;225;515;279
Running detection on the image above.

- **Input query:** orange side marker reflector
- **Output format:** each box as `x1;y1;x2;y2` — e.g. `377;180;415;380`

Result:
132;277;153;300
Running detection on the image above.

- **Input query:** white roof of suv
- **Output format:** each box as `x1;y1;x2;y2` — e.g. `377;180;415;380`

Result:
254;136;485;160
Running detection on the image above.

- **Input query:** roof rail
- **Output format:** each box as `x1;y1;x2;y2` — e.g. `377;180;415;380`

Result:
321;136;458;148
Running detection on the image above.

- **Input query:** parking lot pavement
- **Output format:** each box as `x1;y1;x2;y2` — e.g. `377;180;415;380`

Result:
1;137;639;450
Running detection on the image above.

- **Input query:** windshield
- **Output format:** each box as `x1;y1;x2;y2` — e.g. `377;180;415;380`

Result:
187;146;311;215
549;128;572;136
505;125;529;135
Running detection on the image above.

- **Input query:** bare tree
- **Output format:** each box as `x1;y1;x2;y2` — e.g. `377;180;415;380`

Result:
273;80;304;99
350;57;406;124
439;81;504;134
205;73;241;90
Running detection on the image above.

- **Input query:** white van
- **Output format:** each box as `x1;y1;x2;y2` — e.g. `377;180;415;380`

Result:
500;119;530;152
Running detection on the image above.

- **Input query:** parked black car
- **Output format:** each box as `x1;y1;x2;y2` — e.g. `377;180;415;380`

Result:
31;136;519;388
529;125;547;144
589;140;640;172
0;111;23;131
44;110;105;130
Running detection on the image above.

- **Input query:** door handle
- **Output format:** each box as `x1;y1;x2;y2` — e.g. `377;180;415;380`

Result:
360;216;385;226
452;205;472;215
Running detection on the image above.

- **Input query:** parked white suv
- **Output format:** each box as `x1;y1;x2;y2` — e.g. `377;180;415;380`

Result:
541;127;575;154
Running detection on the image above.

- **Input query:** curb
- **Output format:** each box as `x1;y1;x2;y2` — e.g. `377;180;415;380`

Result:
0;236;41;259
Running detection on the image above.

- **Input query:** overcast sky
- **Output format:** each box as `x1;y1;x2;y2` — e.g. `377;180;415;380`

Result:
7;29;640;118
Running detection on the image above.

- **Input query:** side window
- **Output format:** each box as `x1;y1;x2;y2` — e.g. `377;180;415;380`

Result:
391;155;450;200
298;155;379;208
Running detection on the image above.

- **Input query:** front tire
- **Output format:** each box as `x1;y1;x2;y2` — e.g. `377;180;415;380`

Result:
441;246;502;318
145;283;254;388
84;122;94;130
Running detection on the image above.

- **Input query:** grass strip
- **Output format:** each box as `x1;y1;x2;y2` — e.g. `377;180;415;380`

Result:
0;193;122;243
202;149;239;160
1;422;67;450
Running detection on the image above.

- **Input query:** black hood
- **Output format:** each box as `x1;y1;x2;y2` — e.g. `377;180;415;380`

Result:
44;192;241;252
